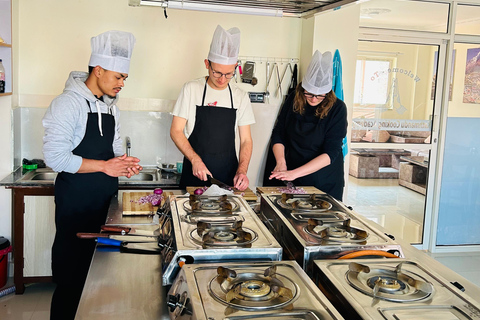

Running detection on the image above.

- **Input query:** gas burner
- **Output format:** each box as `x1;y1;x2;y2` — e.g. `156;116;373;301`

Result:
209;265;297;311
181;213;244;225
277;193;332;212
291;210;349;223
184;194;239;214
346;261;434;302
304;218;369;243
190;221;258;248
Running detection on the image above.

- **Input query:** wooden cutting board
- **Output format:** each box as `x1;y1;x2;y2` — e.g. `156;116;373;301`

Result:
256;186;323;195
186;187;257;201
122;191;173;216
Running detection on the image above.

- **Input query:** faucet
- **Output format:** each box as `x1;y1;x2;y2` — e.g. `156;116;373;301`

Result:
126;136;131;157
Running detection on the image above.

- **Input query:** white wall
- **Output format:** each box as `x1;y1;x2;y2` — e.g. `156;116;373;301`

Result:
17;0;302;101
311;3;360;201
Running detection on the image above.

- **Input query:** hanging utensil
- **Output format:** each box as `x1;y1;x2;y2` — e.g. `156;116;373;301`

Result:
265;62;276;103
287;63;298;96
277;63;292;96
275;63;282;97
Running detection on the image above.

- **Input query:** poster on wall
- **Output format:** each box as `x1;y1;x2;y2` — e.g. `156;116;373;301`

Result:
431;50;454;101
463;47;480;104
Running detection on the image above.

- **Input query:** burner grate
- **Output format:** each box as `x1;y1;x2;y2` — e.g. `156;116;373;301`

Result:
209;265;298;311
189;220;258;248
346;261;434;302
304;218;369;244
184;194;239;214
276;193;332;212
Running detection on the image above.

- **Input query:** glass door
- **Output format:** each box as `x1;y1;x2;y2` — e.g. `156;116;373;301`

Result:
346;38;445;247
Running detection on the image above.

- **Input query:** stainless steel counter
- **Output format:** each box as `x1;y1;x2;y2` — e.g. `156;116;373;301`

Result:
75;189;183;320
75;191;480;319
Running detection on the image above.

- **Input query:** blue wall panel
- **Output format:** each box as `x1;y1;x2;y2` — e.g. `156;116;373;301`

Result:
437;117;480;245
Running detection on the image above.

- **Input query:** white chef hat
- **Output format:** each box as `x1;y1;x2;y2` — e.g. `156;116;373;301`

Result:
207;25;241;65
89;30;136;74
302;50;333;95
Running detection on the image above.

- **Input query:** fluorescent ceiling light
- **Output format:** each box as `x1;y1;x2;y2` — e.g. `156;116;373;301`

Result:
131;0;284;17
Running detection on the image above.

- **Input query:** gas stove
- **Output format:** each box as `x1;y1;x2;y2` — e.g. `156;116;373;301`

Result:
159;195;283;285
313;258;480;319
259;192;404;275
167;260;344;319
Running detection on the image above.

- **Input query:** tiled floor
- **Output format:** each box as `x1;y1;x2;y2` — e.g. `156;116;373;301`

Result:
0;282;54;320
345;175;425;244
1;176;479;318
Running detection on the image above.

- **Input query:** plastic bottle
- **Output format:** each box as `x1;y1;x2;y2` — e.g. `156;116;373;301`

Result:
0;59;5;93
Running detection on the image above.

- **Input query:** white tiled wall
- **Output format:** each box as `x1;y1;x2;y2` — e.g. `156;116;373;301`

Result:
14;108;183;169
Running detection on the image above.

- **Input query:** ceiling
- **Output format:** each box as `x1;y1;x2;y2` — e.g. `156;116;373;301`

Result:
129;0;357;17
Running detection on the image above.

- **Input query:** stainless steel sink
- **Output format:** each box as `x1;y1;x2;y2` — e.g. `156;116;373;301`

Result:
17;168;160;183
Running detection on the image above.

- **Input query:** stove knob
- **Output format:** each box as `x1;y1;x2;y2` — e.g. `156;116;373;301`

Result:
387;249;401;257
167;294;179;312
385;233;396;240
451;281;465;292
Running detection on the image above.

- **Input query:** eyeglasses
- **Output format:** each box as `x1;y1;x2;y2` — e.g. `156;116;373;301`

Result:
209;62;235;79
304;92;326;99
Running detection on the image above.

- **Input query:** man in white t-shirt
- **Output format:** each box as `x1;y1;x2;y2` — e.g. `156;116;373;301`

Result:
170;25;255;191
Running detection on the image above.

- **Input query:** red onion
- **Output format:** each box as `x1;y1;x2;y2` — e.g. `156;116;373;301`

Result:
136;194;163;206
154;188;163;195
277;187;307;194
194;188;204;195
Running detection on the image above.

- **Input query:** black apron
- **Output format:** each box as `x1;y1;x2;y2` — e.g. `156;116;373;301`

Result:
263;104;344;201
50;100;118;320
180;78;238;189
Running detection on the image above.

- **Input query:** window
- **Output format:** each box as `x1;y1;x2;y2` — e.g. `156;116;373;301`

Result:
354;56;395;118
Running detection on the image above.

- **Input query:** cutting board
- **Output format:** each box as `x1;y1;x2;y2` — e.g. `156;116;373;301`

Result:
122;191;172;216
256;186;322;195
186;187;257;201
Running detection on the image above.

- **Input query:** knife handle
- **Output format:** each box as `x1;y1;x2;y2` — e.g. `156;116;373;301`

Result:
77;233;108;239
101;225;131;234
96;237;123;247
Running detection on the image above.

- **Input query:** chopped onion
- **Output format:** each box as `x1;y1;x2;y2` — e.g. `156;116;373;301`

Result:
154;188;163;195
277;187;307;194
136;194;163;206
194;188;204;195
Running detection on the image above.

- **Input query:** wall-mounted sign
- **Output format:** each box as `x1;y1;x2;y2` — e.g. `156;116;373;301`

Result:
352;118;431;132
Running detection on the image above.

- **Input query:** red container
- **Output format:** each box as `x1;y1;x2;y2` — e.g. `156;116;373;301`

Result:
0;237;12;288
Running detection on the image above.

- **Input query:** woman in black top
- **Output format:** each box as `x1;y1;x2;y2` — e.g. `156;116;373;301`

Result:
267;51;347;200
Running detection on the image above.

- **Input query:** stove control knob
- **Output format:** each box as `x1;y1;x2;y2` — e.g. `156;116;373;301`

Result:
385;233;396;240
451;281;465;292
167;294;179;312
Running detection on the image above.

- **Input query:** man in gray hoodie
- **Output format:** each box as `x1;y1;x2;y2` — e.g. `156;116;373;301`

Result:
42;30;141;320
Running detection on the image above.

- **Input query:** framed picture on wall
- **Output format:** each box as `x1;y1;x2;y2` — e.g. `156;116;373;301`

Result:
463;47;480;104
431;50;455;101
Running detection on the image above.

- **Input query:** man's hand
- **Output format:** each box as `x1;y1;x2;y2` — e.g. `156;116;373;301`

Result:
233;172;249;191
104;154;142;178
191;157;212;182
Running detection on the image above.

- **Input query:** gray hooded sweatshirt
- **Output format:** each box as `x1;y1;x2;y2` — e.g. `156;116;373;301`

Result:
43;71;123;173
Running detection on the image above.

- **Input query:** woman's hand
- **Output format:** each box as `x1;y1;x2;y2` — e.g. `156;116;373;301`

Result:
269;169;297;182
273;162;287;172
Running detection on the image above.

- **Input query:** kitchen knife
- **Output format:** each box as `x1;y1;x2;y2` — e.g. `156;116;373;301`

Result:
283;180;297;190
101;225;160;236
77;233;158;243
96;237;161;254
207;174;234;191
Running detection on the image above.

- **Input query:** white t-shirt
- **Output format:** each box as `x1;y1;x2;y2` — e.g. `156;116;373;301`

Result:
172;77;256;137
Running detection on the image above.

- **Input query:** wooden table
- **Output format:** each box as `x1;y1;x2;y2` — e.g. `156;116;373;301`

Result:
399;156;428;195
